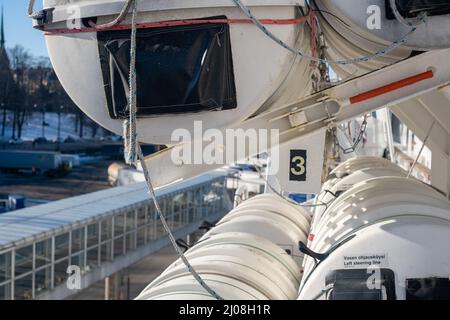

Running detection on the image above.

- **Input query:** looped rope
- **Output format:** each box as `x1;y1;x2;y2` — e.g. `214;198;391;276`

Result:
89;0;136;30
27;0;44;20
389;0;428;28
27;0;36;16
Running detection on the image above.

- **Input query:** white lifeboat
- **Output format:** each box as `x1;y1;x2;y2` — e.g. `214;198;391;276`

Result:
314;0;450;76
40;0;313;144
136;232;301;300
300;165;450;299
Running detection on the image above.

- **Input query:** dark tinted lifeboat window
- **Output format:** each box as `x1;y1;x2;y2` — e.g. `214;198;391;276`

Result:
97;17;237;118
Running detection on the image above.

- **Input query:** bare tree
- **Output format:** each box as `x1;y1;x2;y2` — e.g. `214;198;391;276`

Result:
8;45;32;139
0;48;11;137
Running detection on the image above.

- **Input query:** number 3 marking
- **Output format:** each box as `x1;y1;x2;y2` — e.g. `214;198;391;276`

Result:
291;156;306;176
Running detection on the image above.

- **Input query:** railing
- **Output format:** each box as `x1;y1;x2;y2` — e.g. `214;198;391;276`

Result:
0;174;232;300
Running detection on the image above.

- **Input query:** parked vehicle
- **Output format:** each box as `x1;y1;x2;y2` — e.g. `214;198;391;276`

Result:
0;150;71;176
33;137;49;145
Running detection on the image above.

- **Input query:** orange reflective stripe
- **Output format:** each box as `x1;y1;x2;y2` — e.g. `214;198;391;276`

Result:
349;70;434;105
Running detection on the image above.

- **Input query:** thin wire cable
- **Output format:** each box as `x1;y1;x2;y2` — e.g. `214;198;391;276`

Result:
255;165;332;209
407;120;435;178
231;0;424;66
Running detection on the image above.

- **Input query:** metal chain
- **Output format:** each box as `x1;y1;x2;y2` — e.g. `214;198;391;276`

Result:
332;117;368;155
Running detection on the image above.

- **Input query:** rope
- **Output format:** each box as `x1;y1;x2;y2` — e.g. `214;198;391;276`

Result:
27;0;44;20
27;0;35;16
123;0;138;165
231;0;423;66
120;0;223;300
389;0;428;28
407;120;435;178
89;0;136;30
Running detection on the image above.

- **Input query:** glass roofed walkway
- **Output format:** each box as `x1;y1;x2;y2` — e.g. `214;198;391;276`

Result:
0;171;233;300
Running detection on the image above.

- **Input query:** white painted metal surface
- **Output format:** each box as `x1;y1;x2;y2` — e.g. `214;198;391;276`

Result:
39;0;450;189
390;87;450;196
140;49;450;189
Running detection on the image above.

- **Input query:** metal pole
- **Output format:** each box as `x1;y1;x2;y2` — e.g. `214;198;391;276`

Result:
383;108;396;163
407;120;436;179
186;234;191;247
104;277;110;300
57;111;61;142
113;272;120;300
58;105;63;149
1;103;5;137
126;275;130;300
41;109;45;138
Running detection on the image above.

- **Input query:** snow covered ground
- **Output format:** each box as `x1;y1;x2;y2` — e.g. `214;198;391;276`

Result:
1;111;108;142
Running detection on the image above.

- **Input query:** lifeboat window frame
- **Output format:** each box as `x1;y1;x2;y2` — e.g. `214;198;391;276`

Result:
96;16;237;119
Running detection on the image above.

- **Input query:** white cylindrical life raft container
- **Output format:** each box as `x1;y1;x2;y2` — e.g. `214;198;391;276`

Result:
310;156;407;241
205;194;311;266
299;215;450;300
325;156;404;186
314;0;450;77
136;232;301;300
299;171;450;300
41;0;313;144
